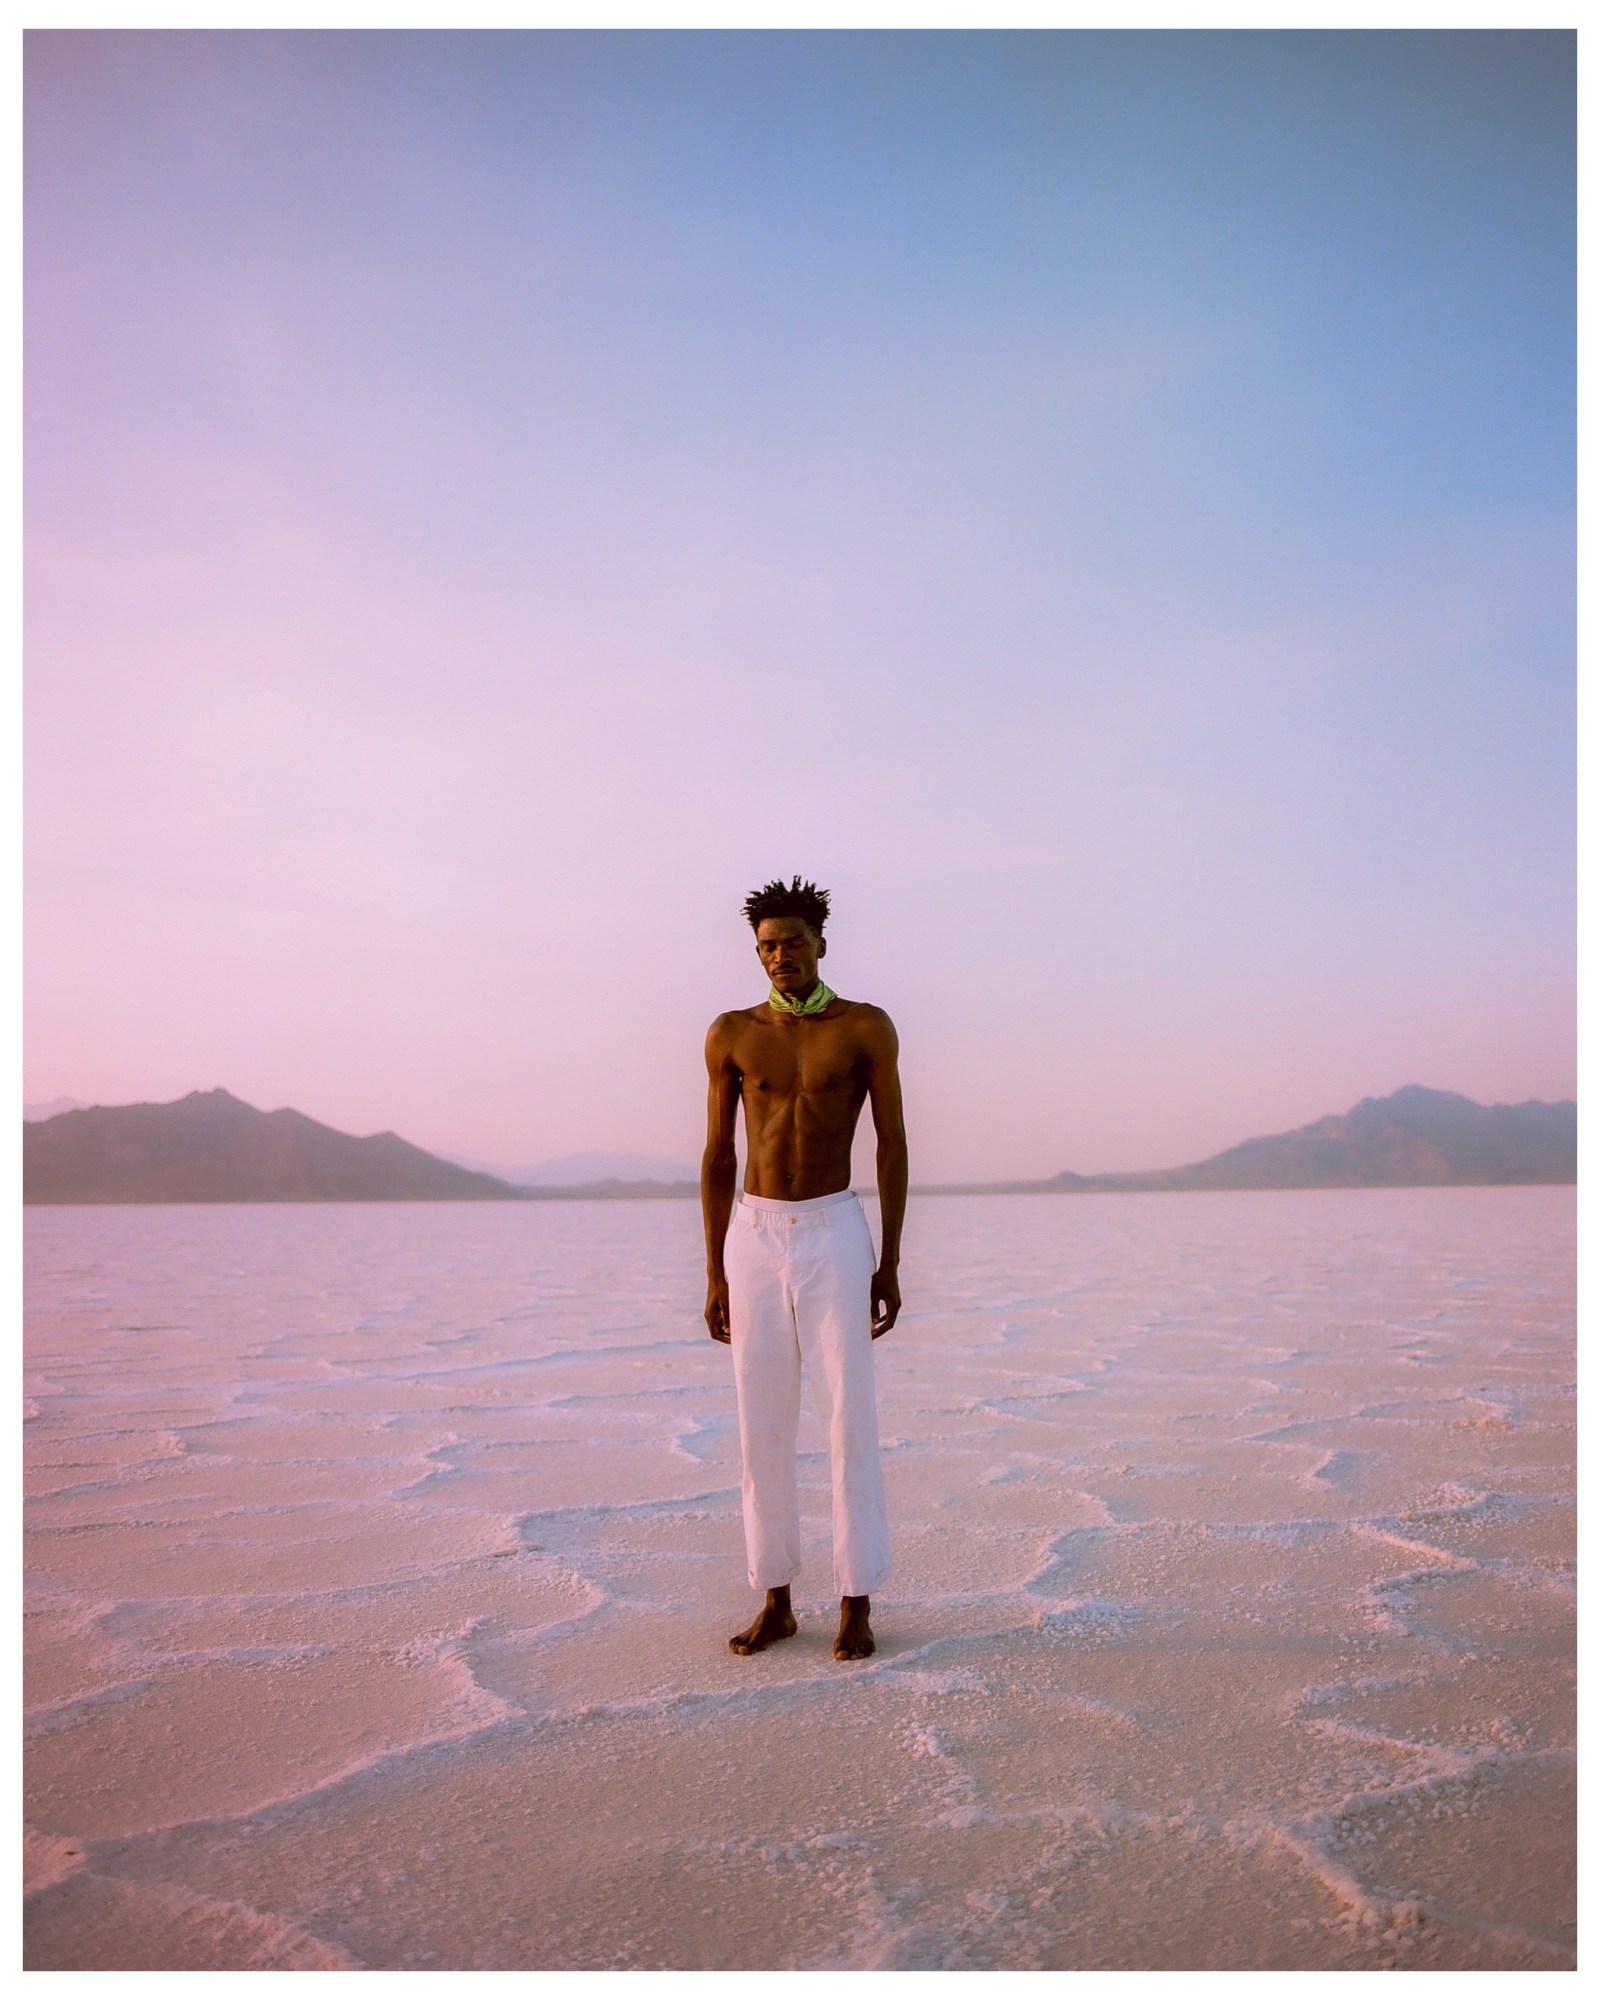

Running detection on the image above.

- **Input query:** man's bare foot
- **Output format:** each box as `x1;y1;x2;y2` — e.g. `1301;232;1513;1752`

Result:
834;1594;875;1661
729;1585;798;1655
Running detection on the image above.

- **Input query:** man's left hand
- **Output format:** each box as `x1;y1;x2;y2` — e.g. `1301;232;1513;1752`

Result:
871;1266;900;1338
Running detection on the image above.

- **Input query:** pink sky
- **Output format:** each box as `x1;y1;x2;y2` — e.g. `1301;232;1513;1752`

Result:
25;32;1575;1181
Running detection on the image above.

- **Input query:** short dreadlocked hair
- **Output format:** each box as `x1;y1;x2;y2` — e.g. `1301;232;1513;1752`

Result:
742;875;831;936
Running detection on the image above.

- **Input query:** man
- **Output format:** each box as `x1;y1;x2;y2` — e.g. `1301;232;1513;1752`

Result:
702;875;907;1662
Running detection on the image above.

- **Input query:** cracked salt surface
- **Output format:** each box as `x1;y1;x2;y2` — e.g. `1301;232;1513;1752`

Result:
24;1188;1573;1969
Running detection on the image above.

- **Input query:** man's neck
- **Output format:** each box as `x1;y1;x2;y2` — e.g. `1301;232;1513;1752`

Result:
767;976;834;1018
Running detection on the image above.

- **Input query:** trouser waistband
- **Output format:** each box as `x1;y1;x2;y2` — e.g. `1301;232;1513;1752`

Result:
737;1189;859;1214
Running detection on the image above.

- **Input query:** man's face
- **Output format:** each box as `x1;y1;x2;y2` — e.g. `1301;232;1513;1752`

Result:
756;916;825;995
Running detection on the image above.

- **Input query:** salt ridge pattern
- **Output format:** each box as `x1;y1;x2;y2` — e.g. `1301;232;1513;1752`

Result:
24;1189;1574;1969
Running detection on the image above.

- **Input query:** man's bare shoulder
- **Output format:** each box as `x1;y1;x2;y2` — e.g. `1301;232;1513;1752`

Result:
706;1005;766;1047
835;999;898;1046
833;997;893;1024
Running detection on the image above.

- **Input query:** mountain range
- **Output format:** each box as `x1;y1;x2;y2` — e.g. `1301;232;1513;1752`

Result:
22;1089;520;1204
21;1084;1575;1204
926;1086;1576;1193
439;1148;698;1187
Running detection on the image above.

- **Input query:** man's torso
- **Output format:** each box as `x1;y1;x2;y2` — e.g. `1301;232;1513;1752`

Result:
724;999;883;1201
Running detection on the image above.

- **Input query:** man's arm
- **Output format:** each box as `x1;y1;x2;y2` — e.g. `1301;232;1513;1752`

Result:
701;1015;742;1343
863;1009;907;1337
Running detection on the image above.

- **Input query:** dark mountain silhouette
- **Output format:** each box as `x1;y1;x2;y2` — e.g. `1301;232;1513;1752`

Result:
23;1089;524;1204
1027;1086;1574;1193
23;1082;1575;1206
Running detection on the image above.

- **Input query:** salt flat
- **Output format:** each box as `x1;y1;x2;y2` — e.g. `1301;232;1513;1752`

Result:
23;1188;1574;1970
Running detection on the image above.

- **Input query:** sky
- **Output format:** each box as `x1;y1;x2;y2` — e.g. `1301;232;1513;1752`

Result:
24;29;1575;1181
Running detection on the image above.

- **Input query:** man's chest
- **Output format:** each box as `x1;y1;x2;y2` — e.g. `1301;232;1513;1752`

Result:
735;1025;865;1101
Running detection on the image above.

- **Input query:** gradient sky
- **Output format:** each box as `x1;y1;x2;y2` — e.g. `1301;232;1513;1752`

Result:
25;29;1575;1181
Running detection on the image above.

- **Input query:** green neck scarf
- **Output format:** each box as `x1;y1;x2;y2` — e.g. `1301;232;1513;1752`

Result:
767;978;836;1018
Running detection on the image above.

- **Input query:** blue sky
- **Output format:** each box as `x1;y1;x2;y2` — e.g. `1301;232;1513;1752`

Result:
25;29;1574;1177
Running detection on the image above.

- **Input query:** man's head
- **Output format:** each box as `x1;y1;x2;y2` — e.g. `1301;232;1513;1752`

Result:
743;876;830;997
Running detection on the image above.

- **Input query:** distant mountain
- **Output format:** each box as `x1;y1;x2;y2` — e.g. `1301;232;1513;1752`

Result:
517;1178;699;1201
442;1148;699;1188
27;1083;1572;1206
1030;1087;1574;1193
24;1097;86;1123
24;1089;524;1204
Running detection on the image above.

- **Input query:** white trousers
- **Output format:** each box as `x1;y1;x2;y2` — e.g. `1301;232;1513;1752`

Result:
725;1189;891;1598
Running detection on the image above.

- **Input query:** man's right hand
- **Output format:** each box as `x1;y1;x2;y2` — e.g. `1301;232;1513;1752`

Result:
705;1274;731;1344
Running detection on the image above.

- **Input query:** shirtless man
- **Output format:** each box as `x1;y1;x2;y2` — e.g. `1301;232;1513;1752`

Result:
702;875;907;1662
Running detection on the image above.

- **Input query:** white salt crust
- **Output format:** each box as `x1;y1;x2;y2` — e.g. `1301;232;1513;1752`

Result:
24;1188;1574;1969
